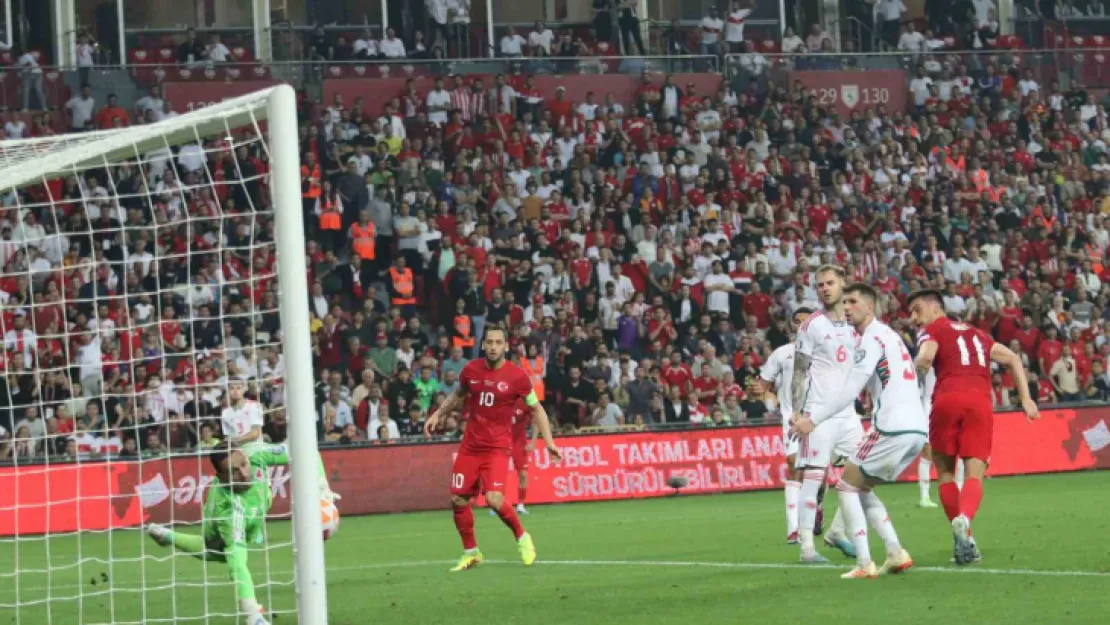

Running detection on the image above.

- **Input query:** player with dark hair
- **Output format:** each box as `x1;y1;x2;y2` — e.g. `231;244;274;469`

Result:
908;289;1039;565
424;327;562;572
792;283;922;578
147;442;338;625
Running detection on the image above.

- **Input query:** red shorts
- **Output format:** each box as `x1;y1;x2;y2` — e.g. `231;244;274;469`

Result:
511;439;531;472
930;391;993;461
450;449;510;496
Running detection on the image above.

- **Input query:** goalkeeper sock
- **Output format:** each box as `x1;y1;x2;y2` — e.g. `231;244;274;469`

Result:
452;504;477;551
918;458;932;500
165;531;224;562
494;502;526;540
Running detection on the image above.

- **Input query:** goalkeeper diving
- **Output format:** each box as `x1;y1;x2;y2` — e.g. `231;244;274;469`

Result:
147;440;339;625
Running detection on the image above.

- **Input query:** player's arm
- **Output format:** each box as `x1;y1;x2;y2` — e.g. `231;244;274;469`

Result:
793;338;880;435
425;385;467;436
790;327;814;418
245;442;340;502
758;352;784;418
526;389;562;460
990;342;1040;421
913;334;938;377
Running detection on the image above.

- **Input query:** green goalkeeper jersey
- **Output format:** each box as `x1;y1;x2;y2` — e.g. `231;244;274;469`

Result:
202;443;289;548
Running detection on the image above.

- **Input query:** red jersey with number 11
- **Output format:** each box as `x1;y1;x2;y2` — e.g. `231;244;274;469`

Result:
459;359;534;454
918;317;995;396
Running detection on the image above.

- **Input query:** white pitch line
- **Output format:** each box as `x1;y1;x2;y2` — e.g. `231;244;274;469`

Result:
2;557;1108;602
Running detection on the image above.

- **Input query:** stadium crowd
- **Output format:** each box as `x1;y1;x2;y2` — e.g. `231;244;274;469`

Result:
1;14;1110;462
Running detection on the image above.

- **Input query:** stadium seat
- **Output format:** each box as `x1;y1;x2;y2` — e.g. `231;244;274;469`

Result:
231;46;254;62
326;65;348;79
943;36;958;50
157;48;175;64
0;51;12;65
130;49;152;66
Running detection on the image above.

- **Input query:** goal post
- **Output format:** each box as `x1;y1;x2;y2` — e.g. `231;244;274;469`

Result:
0;84;327;625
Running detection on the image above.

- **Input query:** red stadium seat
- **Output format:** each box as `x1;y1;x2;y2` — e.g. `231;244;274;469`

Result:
1087;35;1107;49
174;68;197;81
760;39;779;53
326;65;348;79
943;36;957;50
0;51;12;65
130;49;152;66
348;65;370;78
231;46;254;62
249;64;272;79
157;48;175;64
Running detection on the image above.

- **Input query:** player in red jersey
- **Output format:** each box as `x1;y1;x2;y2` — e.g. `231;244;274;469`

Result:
908;290;1039;565
511;402;537;514
424;327;561;572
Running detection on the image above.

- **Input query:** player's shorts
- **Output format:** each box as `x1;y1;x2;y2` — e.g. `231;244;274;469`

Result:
853;430;927;483
795;416;863;469
782;421;800;458
450;449;511;496
511;440;531;471
930;391;994;461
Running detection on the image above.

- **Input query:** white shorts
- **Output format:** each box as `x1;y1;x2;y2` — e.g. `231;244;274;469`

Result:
854;430;927;483
782;420;800;458
795;417;863;470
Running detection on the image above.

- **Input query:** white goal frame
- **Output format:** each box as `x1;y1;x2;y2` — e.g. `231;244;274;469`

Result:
0;84;328;625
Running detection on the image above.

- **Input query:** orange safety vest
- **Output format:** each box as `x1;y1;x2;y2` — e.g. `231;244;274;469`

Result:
301;163;322;198
319;199;342;231
520;356;545;401
453;315;474;348
389;267;416;305
350;222;376;260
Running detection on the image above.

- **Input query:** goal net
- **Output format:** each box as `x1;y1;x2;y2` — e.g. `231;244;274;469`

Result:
0;85;327;625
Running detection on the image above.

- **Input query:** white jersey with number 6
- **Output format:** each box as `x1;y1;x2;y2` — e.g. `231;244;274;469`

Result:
796;311;858;421
221;400;264;437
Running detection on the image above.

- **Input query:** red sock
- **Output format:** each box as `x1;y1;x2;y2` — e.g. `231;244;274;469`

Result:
495;502;526;540
960;478;983;522
452;505;477;550
518;487;528;505
938;481;961;521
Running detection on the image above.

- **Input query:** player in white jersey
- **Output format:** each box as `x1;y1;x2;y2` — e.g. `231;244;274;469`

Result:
221;378;264;445
790;265;862;563
914;368;940;508
793;284;923;578
759;307;812;544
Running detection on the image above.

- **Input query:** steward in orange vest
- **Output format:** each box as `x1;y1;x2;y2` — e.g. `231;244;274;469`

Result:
301;156;322;199
389;257;416;306
452;299;474;349
350;217;377;261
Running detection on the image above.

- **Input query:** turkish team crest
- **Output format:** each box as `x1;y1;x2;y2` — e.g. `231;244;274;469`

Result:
840;85;859;109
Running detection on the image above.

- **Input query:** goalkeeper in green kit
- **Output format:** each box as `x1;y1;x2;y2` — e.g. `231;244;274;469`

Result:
147;442;338;625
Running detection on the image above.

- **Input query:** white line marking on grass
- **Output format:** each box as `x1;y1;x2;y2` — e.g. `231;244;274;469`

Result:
4;558;1108;601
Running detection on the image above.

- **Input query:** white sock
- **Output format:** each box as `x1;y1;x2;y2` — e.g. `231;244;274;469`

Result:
798;470;823;552
836;481;870;566
918;458;932;500
784;480;801;535
955;459;965;488
240;599;261;616
860;490;901;556
827;504;846;536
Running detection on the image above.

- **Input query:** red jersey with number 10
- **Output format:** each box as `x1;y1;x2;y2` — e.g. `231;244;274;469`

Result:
918;317;995;396
459;359;534;453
